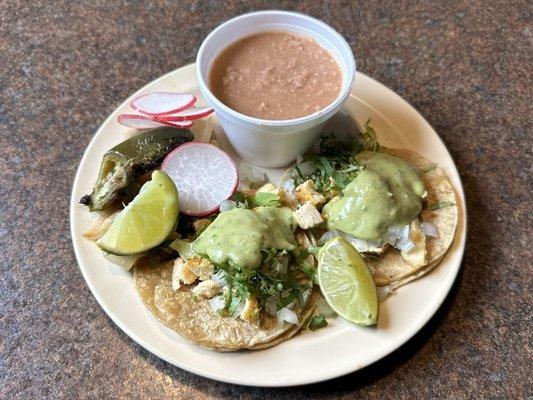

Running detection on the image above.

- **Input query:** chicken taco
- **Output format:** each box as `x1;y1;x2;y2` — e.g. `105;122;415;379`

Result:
281;122;458;289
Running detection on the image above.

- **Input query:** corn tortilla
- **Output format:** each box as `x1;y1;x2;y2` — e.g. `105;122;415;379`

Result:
134;257;319;351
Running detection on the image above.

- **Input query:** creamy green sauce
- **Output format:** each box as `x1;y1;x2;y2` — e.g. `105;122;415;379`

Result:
323;151;425;240
192;207;296;269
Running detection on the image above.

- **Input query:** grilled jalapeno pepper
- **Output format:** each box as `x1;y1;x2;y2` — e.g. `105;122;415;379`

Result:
81;127;193;211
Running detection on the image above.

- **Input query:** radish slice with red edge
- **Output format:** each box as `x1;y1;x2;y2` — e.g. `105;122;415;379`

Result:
160;106;214;122
161;143;238;216
118;114;193;129
130;92;196;116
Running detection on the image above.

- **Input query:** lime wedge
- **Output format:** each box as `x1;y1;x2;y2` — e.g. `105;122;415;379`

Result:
96;170;179;255
318;237;378;326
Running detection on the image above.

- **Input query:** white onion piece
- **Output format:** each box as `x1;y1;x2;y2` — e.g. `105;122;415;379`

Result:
422;222;439;237
296;154;304;164
383;224;403;246
211;270;227;287
401;224;410;241
219;199;237;212
395;224;412;251
282;178;295;194
208;295;225;312
319;230;382;253
397;240;415;252
277;307;299;325
377;286;395;302
344;235;382;253
301;288;312;304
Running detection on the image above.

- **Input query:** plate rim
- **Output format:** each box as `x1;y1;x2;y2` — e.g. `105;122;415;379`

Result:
69;63;467;387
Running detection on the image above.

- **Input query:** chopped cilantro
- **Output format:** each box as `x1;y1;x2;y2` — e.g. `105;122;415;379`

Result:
300;260;318;284
308;314;328;331
427;201;455;210
229;192;251;209
291;122;382;196
361;118;379;151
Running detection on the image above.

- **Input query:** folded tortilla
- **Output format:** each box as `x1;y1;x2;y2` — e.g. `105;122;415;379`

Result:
281;148;458;289
134;257;319;351
360;148;458;287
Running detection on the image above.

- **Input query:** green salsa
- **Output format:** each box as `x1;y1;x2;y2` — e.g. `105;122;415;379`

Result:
322;151;425;241
192;207;296;269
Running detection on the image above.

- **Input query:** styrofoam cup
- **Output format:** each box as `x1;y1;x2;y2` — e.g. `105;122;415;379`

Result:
196;10;356;168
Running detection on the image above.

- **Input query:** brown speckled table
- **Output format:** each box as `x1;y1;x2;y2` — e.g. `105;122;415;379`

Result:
1;1;531;398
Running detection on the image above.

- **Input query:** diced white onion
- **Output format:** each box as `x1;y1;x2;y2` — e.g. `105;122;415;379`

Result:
316;297;336;317
401;224;410;241
282;178;295;193
277;307;299;325
318;230;382;253
395;224;412;251
422;222;439;238
208;295;225;312
211;270;227;286
301;288;312;304
383;224;403;246
219;199;237;212
397;240;415;252
344;235;382;253
377;286;395;302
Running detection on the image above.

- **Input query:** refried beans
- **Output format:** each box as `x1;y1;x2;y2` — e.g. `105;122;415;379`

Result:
209;31;342;120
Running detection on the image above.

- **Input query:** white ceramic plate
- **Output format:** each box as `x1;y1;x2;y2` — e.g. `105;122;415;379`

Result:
70;64;466;387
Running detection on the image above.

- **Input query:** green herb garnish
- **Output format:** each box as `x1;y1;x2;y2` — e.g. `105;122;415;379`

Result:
213;252;306;315
361;118;379;152
308;314;328;331
300;260;318;284
427;201;455;210
291;121;382;196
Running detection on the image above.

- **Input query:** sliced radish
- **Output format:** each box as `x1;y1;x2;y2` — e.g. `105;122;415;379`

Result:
118;114;193;129
161;143;238;216
159;106;214;122
130;92;196;116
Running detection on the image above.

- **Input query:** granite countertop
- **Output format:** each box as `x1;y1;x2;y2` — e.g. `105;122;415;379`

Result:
1;1;531;398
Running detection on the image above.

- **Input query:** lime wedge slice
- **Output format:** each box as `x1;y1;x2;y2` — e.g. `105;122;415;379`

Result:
318;237;378;326
96;170;179;255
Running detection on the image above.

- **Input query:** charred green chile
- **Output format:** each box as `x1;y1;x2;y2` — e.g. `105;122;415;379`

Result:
81;127;193;211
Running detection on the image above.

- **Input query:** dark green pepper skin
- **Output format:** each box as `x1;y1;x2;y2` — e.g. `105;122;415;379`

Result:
82;127;193;211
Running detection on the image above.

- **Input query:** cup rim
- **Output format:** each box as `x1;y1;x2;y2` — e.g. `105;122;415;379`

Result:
196;10;356;127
